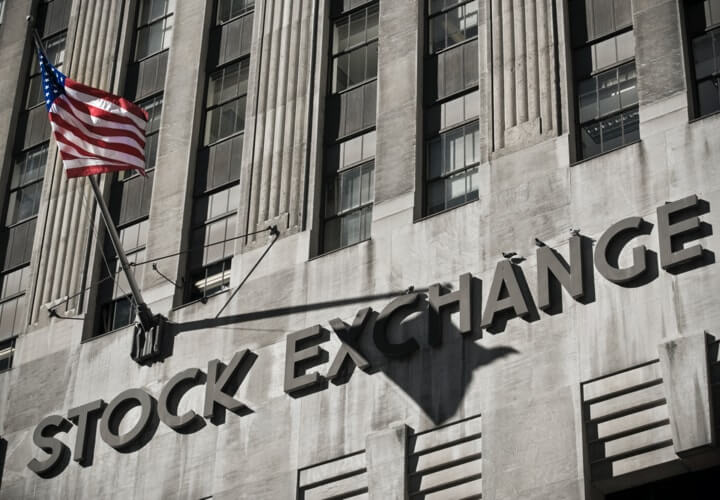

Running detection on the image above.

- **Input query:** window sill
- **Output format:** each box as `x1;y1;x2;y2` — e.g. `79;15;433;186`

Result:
310;238;371;261
414;197;479;223
689;109;720;124
82;323;130;344
570;139;642;167
173;287;231;312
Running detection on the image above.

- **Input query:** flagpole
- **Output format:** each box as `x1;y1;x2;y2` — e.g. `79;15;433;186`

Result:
87;176;156;332
27;18;157;335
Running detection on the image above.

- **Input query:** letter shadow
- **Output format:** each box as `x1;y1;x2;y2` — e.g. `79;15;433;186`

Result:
352;299;518;425
666;199;715;275
486;264;540;334
543;235;597;316
168;372;208;435
210;351;257;424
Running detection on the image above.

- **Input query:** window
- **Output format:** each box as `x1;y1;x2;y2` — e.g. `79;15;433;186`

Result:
0;337;15;373
686;0;720;118
185;0;255;301
126;0;174;100
135;0;175;60
424;0;479;216
0;0;71;340
570;0;639;160
204;59;249;145
0;0;5;24
320;1;379;253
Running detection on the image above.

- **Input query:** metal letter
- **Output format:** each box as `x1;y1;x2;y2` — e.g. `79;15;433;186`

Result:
159;368;204;431
284;326;328;394
99;388;155;451
536;235;584;311
481;261;531;329
204;351;252;422
373;294;421;357
27;415;72;477
657;195;705;271
67;399;105;466
594;216;649;284
327;308;372;381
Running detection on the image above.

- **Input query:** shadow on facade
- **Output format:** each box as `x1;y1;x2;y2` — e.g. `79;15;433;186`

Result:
171;290;517;425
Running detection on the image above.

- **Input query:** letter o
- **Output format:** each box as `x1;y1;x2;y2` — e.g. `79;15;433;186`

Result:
100;388;154;451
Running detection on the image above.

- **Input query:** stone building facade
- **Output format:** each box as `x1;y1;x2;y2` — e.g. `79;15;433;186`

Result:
0;0;719;498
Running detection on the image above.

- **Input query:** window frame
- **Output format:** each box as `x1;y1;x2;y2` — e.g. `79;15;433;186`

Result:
319;1;380;255
134;0;175;62
426;0;479;55
0;336;16;373
184;0;256;302
685;0;720;120
422;0;480;217
569;0;639;161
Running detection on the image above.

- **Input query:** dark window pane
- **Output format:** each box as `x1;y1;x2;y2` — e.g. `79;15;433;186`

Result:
445;7;464;47
622;107;640;143
348;46;366;86
618;63;637;108
697;78;720;116
341;209;362;247
600;113;623;150
439;43;464;98
324;217;341;252
334;16;349;54
363;81;377;128
367;4;379;40
578;76;598;122
463;2;479;39
580;121;602;158
367;41;378;79
427;180;445;214
709;0;720;27
428;138;443;179
429;0;444;16
349;10;366;47
592;0;614;39
613;0;631;29
616;30;635;61
430;15;446;52
334;53;349;92
12;145;48;189
6;183;43;225
598;68;620;117
693;33;714;79
464;40;479;88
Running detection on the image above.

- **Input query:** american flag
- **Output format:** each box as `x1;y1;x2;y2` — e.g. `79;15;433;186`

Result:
38;48;149;178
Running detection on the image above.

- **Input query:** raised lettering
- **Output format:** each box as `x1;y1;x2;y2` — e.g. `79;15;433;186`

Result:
27;415;72;477
373;294;421;357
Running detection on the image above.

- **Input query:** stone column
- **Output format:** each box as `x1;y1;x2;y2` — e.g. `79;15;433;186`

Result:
238;0;318;249
366;423;408;500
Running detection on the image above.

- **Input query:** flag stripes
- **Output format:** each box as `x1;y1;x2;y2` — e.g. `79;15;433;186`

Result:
38;49;149;178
